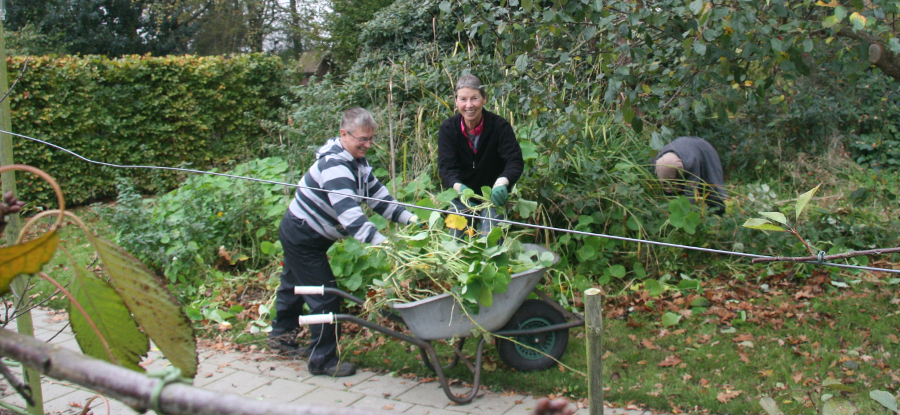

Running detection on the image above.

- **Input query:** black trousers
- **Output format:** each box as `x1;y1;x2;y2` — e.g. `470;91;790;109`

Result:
271;211;339;370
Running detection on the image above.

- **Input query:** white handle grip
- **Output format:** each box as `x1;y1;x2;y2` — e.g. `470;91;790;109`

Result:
298;313;335;325
294;286;325;295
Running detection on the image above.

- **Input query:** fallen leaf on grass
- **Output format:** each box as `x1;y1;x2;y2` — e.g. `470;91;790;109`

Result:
658;355;682;367
792;372;803;384
683;374;693;381
738;352;750;364
700;378;710;387
734;333;754;342
717;390;742;403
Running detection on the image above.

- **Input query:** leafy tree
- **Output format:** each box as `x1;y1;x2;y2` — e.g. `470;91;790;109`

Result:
433;0;900;136
327;0;396;72
4;0;205;56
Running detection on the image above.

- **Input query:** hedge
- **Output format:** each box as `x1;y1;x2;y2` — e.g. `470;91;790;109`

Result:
6;54;286;207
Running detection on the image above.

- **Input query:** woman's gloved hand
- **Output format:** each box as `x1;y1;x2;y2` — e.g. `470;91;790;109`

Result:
490;184;508;206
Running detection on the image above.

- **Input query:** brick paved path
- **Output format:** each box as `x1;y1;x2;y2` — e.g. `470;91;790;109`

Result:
0;308;660;415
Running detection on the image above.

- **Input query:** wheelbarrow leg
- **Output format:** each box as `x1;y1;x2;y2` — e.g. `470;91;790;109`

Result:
420;338;466;372
422;338;485;404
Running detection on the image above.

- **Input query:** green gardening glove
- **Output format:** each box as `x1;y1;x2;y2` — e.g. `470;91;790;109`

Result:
457;183;471;197
490;184;508;206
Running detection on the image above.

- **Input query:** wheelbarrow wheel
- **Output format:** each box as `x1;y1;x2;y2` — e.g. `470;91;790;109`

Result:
496;299;568;372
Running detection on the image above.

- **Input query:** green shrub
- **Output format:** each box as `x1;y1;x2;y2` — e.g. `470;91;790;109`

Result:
8;54;287;207
105;157;292;285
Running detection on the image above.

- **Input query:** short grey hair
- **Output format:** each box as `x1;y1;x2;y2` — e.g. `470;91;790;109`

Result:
340;107;377;133
456;75;486;99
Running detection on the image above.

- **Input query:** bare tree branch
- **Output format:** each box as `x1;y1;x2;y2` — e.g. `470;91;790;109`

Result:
752;246;900;264
0;328;387;415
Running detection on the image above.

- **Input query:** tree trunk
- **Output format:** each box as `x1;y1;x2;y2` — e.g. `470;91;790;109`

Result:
837;27;900;82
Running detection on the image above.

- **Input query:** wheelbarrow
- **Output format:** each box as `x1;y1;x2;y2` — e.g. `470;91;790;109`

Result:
294;243;584;404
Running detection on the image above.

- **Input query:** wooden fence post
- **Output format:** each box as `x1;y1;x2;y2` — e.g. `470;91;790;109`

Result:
585;288;603;415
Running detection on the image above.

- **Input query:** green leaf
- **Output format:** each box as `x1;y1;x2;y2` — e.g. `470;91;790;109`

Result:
0;230;59;296
514;199;538;219
609;264;627;279
834;5;847;21
795;184;821;222
821;396;856;415
521;0;533;12
439;1;451;13
869;390;898;412
759;212;788;225
690;297;712;307
759;397;784;415
477;285;493;307
69;258;149;372
414;198;435;221
693;41;707;55
645;279;664;297
515;54;529;74
662;312;682;327
689;0;704;15
87;234;198;378
742;218;787;232
683;211;701;234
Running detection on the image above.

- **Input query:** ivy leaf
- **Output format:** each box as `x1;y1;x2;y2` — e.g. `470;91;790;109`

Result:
759;212;788;225
69;257;149;372
87;234;198;378
869;390;898;412
795;184;821;222
445;214;468;230
742;218;787;232
0;230;59;296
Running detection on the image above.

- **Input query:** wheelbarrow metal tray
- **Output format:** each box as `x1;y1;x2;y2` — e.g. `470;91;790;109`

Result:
391;244;556;341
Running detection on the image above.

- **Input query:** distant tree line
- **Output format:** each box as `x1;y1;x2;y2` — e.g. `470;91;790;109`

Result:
3;0;394;69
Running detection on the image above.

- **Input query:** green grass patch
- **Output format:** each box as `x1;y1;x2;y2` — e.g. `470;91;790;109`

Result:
341;277;900;414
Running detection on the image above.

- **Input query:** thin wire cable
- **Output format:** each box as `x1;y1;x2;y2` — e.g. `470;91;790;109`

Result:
5;129;899;274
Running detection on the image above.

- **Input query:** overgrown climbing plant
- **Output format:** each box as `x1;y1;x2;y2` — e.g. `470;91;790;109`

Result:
0;165;198;383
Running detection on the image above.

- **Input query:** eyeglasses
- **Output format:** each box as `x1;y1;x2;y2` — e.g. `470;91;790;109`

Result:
346;130;376;144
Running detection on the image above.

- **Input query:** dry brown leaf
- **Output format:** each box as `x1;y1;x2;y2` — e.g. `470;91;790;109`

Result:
382;404;394;410
717;390;742;403
658;355;683;367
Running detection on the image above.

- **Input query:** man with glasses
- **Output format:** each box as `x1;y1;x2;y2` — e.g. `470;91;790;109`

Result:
268;107;420;377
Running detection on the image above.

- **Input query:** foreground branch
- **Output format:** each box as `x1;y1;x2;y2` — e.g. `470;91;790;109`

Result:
752;246;900;264
0;328;385;415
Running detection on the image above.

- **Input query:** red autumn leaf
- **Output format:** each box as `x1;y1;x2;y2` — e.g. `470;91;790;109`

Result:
658;355;683;367
700;378;710;387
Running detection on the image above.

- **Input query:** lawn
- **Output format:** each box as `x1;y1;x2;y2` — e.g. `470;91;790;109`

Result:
343;269;900;414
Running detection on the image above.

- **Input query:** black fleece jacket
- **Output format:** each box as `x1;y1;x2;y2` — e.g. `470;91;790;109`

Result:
437;109;524;192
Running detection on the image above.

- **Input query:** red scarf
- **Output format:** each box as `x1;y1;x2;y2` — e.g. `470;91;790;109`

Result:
461;117;484;154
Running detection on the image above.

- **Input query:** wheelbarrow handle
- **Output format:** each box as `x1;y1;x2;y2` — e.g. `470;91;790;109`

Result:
298;313;335;325
294;286;325;295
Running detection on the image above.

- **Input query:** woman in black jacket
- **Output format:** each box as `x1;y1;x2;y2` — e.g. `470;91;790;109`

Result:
438;74;524;236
